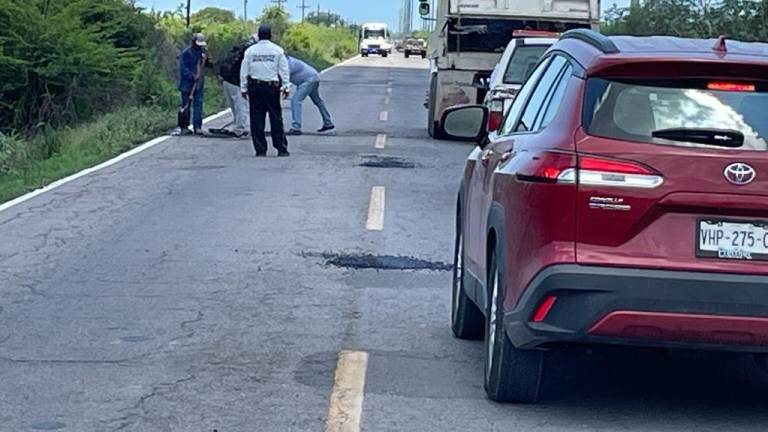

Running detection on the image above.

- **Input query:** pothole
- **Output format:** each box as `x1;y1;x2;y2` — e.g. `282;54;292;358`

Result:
319;253;450;271
357;154;417;169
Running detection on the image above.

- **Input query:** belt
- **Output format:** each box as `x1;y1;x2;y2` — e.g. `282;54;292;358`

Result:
249;78;279;85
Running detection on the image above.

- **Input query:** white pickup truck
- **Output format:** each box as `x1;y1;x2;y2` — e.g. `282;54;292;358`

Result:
420;0;599;138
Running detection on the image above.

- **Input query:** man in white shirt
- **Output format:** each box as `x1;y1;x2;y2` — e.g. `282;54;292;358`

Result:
240;25;290;157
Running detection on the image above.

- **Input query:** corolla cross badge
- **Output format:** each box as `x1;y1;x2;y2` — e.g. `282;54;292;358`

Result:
724;162;756;185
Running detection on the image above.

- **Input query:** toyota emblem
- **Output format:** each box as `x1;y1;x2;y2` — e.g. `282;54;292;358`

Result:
724;162;756;185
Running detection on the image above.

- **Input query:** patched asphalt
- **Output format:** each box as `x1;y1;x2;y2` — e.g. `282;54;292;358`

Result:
1;54;768;432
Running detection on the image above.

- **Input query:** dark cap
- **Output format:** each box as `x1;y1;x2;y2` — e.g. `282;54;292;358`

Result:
258;24;272;41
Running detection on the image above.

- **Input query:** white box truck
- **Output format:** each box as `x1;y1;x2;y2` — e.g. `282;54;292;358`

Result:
360;23;394;57
419;0;599;138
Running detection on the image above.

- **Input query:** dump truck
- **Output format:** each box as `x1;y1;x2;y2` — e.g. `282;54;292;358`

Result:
419;0;600;138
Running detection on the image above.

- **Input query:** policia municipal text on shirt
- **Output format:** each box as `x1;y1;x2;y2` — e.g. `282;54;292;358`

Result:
240;25;290;157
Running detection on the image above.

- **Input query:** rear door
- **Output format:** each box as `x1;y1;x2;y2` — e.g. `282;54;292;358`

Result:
576;73;768;275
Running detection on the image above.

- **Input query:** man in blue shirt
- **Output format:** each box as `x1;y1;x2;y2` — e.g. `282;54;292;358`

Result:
285;56;334;135
177;33;207;135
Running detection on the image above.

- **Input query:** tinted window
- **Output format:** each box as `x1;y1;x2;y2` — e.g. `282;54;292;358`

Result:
503;45;550;84
536;64;573;130
499;58;550;136
517;56;567;133
584;78;768;150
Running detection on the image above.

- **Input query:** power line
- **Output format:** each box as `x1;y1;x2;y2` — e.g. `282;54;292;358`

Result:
297;0;310;22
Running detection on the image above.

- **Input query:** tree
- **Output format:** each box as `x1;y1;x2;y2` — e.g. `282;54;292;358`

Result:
260;5;290;43
602;0;768;41
192;7;237;26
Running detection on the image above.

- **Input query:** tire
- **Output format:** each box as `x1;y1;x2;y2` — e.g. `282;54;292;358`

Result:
421;52;426;59
451;200;485;340
405;51;410;58
484;247;545;403
382;51;389;58
362;53;368;57
427;73;447;139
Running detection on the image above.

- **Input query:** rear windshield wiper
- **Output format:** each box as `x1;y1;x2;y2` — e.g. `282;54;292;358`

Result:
651;128;744;147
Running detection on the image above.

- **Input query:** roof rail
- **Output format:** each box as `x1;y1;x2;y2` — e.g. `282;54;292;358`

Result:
560;29;619;54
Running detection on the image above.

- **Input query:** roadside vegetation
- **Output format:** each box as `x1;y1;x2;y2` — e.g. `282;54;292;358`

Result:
0;0;358;203
603;0;768;40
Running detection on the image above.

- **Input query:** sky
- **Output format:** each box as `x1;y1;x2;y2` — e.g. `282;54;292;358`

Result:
136;0;629;31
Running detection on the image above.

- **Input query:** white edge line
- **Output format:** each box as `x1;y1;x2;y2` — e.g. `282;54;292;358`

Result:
0;55;360;214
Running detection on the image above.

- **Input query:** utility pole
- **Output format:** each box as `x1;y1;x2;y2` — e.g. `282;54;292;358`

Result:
297;0;310;22
271;0;287;10
185;0;191;28
244;0;248;21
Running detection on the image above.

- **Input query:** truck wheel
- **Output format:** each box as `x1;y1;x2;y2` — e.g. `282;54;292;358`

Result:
405;50;410;58
361;52;368;57
428;73;447;139
382;51;388;58
484;248;546;403
421;52;426;59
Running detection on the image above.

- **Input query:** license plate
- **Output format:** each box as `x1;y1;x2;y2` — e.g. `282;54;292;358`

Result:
697;220;768;260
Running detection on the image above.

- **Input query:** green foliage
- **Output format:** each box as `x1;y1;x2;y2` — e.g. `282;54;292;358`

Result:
0;0;163;131
0;133;28;177
192;7;237;25
283;22;358;70
0;2;357;203
260;6;290;43
603;0;768;41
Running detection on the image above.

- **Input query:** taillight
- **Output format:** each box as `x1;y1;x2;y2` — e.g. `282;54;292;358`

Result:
578;155;663;189
532;295;557;323
488;99;504;132
514;151;663;189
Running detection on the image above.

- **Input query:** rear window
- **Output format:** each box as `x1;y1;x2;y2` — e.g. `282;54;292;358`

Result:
583;78;768;151
503;45;549;84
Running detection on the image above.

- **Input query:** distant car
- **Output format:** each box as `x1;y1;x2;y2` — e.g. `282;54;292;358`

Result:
484;31;558;132
443;30;768;404
404;38;427;58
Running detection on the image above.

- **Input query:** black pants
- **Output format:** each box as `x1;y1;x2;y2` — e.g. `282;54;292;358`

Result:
247;81;288;155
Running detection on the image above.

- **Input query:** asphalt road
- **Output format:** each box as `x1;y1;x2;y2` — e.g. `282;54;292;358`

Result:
2;54;768;432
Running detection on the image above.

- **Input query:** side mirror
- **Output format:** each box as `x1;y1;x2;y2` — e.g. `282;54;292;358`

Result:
419;0;430;17
440;105;488;142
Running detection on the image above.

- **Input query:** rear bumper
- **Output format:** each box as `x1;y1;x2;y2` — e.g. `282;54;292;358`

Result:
504;264;768;353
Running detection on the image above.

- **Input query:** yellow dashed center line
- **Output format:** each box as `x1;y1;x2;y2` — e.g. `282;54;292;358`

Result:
375;134;387;149
366;187;385;231
325;350;369;432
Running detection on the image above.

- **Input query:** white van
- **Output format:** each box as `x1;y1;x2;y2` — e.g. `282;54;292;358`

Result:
360;23;393;57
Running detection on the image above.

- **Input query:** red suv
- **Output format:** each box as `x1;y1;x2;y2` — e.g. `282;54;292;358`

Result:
442;29;768;403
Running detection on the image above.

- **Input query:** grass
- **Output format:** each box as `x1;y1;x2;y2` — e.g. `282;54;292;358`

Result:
0;105;176;203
